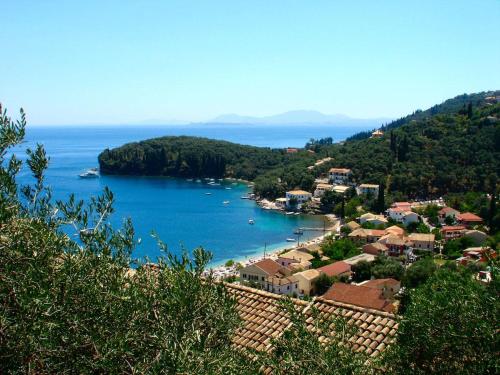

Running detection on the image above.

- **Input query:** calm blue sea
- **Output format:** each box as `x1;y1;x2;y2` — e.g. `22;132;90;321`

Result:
13;123;373;265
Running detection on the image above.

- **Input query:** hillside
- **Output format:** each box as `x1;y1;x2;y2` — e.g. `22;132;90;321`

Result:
98;92;500;199
317;94;500;198
347;90;500;141
98;136;315;182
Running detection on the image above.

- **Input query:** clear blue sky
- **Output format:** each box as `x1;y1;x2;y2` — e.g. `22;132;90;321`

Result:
1;0;499;125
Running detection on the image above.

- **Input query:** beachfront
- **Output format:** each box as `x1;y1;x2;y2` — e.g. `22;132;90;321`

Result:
206;214;339;280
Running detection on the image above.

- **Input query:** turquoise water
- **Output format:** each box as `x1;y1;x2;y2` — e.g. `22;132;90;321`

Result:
13;123;373;265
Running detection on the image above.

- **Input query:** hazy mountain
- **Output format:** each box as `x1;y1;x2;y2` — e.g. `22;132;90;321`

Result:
208;110;390;125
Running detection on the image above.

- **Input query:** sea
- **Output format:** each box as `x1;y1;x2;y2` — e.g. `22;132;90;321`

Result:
12;123;375;266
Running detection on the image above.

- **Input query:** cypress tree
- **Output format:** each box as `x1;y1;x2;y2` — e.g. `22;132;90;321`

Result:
377;183;385;213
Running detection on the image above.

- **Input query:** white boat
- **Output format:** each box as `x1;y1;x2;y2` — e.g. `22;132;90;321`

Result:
225;187;232;190
294;229;304;235
286;238;296;242
241;195;251;199
223;200;230;204
205;192;212;195
248;219;255;225
79;168;99;178
285;212;294;215
294;212;300;215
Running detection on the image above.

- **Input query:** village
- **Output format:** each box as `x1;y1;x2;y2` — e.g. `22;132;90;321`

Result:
219;150;496;314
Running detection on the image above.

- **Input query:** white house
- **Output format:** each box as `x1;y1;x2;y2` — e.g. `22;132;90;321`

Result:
265;275;299;296
286;190;312;209
329;168;352;185
356;184;380;197
408;233;435;251
359;213;388;226
332;185;351;195
275;197;287;209
313;183;333;197
387;207;419;226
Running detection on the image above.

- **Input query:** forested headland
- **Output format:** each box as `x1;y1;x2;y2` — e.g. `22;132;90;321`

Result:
99;91;500;200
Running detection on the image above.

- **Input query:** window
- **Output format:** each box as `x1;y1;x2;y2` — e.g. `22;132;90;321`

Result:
261;276;264;281
287;285;290;290
242;274;247;278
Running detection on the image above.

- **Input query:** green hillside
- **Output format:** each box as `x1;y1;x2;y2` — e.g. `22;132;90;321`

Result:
318;92;500;197
98;92;500;199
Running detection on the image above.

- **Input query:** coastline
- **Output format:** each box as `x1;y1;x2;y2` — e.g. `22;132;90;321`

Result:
206;214;339;279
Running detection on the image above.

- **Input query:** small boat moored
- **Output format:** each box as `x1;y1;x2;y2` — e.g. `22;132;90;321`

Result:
223;200;230;205
248;219;255;225
286;238;296;242
79;168;99;178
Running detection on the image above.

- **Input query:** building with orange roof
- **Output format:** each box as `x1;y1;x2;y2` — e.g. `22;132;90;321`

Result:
322;283;395;313
441;225;466;241
317;261;352;278
361;278;401;299
457;212;483;227
285;190;312;209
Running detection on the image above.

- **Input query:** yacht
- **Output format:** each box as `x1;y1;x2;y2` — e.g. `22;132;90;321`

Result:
248;219;255;225
223;200;230;205
205;192;212;195
286;238;297;242
79;168;99;178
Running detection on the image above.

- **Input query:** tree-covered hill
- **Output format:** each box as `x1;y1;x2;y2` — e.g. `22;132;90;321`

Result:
98;91;500;200
98;136;316;182
347;90;500;141
316;96;500;198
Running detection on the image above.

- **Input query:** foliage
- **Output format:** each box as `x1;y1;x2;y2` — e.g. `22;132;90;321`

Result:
371;255;404;280
0;108;257;374
225;259;235;267
259;299;370;375
384;268;499;375
443;236;475;259
314;273;336;295
402;258;437;288
351;260;372;282
320;238;360;261
317;93;500;199
99;92;499;203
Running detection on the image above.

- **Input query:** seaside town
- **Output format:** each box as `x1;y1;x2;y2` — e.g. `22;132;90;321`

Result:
2;1;499;373
210;141;495;315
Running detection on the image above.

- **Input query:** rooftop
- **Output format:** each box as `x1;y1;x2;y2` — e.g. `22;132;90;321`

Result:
294;268;321;281
227;283;398;357
318;261;351;277
287;190;312;195
252;258;283;276
408;233;435;242
280;249;315;262
329;168;352;173
362;278;400;289
322;283;395;313
457;212;483;222
343;253;376;265
441;225;466;231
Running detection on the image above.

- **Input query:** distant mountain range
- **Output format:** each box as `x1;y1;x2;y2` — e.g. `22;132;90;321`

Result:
207;110;391;125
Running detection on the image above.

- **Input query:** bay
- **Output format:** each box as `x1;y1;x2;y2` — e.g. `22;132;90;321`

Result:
14;123;374;265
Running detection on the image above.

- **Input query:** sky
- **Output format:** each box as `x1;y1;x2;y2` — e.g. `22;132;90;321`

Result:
1;0;500;125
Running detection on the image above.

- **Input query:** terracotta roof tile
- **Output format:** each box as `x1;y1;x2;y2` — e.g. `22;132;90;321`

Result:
318;261;351;277
225;283;398;358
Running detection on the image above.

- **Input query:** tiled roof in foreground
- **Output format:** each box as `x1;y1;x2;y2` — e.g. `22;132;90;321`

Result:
226;283;398;358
